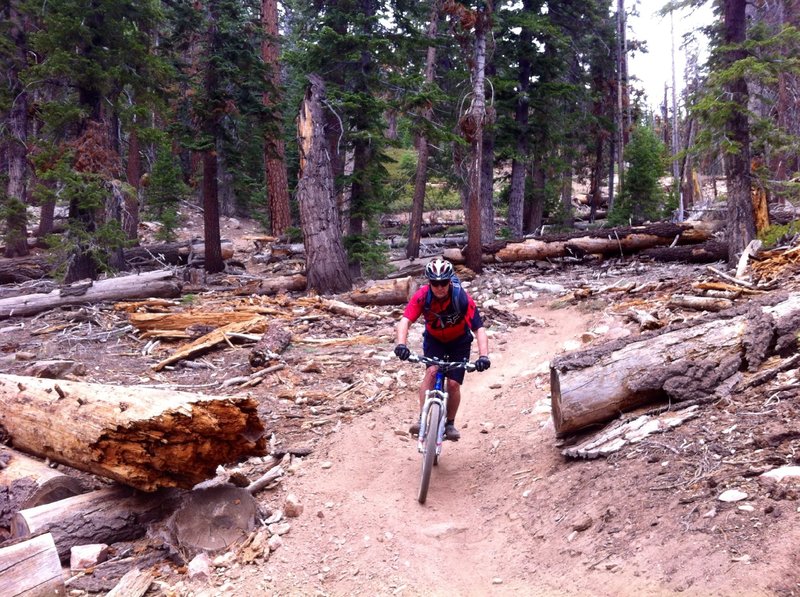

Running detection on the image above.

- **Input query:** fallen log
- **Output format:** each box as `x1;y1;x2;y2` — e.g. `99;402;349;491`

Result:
12;486;170;561
0;270;182;320
152;316;268;371
0;374;266;491
350;276;418;306
249;324;292;368
0;447;86;534
0;533;64;596
640;240;728;263
550;293;800;437
668;294;734;312
129;310;260;332
443;223;715;264
233;274;308;296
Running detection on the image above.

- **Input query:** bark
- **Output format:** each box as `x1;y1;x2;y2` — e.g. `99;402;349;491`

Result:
249;324;292;368
723;0;756;267
0;533;64;596
0;374;266;491
640;240;728;263
3;3;30;259
527;160;546;233
296;75;352;294
407;0;441;259
124;128;142;241
12;486;170;561
262;0;291;236
443;223;715;264
0;447;86;533
550;293;800;436
349;276;418;306
0;270;181;320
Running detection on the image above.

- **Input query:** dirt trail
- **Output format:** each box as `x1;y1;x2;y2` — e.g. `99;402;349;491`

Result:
231;303;599;595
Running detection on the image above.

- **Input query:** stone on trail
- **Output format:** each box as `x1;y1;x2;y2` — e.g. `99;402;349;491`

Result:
718;489;748;502
760;466;800;482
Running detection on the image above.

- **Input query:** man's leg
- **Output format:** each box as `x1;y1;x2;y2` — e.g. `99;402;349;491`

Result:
446;378;461;419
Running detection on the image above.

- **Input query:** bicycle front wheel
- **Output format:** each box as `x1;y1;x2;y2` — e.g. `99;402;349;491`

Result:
418;402;440;504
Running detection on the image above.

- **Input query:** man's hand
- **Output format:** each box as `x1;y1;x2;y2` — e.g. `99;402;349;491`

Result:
394;344;411;361
475;356;491;372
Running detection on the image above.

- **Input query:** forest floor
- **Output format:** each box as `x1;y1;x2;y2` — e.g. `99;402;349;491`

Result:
3;210;800;596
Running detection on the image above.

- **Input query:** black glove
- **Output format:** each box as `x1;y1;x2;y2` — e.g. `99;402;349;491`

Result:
394;344;410;361
475;356;491;372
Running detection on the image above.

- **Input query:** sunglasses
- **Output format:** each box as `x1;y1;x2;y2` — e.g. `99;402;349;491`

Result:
430;280;450;288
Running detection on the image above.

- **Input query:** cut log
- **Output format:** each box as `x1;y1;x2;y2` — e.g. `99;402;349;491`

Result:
350;276;418;306
550;294;800;437
0;533;65;596
443;223;715;264
0;270;182;320
668;294;734;312
12;486;169;561
233;274;308;296
0;447;86;533
152;316;268;371
0;374;266;491
249;324;292;368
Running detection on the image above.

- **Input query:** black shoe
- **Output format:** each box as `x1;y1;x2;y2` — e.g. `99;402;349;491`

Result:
445;423;460;441
409;422;420;436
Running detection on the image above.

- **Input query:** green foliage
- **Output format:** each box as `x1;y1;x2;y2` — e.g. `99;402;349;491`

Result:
345;226;390;279
0;193;27;250
759;221;800;249
145;141;189;241
609;126;668;225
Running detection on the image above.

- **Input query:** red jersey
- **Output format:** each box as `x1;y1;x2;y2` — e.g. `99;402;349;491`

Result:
403;284;484;343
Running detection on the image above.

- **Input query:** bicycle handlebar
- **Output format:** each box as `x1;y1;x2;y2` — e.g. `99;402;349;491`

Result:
407;353;477;372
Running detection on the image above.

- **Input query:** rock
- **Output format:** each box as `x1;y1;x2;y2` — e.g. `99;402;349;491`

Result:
320;461;333;469
268;522;291;536
760;466;800;482
268;534;283;551
284;494;303;518
70;543;109;571
188;553;213;580
264;510;283;524
571;514;593;532
718;489;748;502
212;552;236;568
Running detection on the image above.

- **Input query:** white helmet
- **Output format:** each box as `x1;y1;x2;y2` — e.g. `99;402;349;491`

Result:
425;258;454;281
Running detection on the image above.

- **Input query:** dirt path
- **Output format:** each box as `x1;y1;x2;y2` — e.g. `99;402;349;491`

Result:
221;299;800;597
230;303;601;595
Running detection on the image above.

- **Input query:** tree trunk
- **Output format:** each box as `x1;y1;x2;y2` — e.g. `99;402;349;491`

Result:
723;0;756;268
124;128;141;242
261;0;291;237
550;294;800;436
0;374;266;491
3;3;30;259
463;7;491;273
0;533;65;596
12;486;169;561
349;276;418;306
1;447;86;534
480;116;496;245
527;160;546;233
0;270;181;320
296;75;352;294
407;0;441;259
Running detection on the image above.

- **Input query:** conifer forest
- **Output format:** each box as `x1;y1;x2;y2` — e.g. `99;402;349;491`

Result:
1;0;799;287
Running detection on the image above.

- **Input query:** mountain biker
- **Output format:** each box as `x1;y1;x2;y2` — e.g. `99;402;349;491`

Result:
394;257;490;441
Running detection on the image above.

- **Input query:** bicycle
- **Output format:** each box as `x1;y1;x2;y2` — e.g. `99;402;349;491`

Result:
407;354;477;504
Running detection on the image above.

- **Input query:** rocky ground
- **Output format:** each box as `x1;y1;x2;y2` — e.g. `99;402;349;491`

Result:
2;212;800;596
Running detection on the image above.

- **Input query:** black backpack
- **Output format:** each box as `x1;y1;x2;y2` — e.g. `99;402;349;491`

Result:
423;275;469;328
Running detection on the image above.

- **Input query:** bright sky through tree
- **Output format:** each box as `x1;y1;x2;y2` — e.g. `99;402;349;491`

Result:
628;2;715;110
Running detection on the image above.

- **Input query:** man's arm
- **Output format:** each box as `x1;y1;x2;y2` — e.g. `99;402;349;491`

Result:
475;326;489;358
396;316;411;345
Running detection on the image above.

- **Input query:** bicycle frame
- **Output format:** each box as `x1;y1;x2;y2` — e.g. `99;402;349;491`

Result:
417;368;448;455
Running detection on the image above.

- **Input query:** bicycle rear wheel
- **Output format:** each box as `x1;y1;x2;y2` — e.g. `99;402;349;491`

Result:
417;402;440;504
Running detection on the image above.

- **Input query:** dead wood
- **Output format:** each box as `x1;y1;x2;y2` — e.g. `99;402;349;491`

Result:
0;374;266;491
246;465;284;495
105;567;156;597
442;223;715;264
66;550;167;594
233;274;307;296
152;316;268;371
0;447;87;534
350;276;418;306
0;270;182;320
0;532;64;596
550;293;800;437
668;294;734;312
12;486;172;561
640;240;728;263
165;486;258;558
129;310;261;333
249;324;292;368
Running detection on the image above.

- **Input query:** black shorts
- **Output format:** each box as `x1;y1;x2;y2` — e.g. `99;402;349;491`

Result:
422;332;473;385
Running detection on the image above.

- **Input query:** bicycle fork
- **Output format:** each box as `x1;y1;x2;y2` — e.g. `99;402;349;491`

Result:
417;389;447;454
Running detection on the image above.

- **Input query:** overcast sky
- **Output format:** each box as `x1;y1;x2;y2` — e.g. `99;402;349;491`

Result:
627;2;716;111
